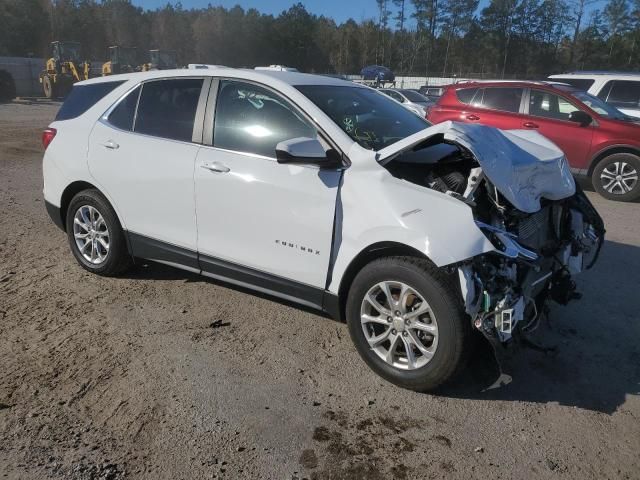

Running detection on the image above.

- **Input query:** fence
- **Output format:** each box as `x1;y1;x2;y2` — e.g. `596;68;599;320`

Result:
0;57;45;97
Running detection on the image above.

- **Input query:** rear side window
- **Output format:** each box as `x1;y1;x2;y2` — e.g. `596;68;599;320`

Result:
55;81;124;121
213;80;316;158
107;86;140;131
479;87;524;113
135;78;204;142
551;78;595;91
600;81;640;108
455;88;478;104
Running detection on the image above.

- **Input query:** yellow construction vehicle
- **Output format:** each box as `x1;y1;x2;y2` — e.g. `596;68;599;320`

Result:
102;46;139;76
40;41;91;98
141;49;178;71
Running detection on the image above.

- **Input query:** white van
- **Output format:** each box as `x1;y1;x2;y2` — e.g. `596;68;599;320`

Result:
548;71;640;118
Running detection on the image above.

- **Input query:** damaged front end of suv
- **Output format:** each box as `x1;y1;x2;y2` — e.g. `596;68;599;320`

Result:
379;121;605;382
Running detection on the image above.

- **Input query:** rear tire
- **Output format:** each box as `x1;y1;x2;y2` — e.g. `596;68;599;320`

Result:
65;189;133;276
592;153;640;202
346;256;469;392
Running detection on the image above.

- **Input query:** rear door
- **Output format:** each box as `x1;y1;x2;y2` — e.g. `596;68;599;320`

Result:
88;77;207;266
523;88;593;169
465;87;527;130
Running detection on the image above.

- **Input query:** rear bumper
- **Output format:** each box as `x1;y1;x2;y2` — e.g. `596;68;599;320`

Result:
45;200;65;231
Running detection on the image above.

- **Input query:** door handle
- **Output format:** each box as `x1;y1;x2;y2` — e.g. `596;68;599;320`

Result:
102;140;119;149
466;114;480;121
201;162;230;173
523;122;539;129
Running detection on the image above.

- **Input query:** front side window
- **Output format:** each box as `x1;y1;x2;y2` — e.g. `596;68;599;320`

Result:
602;81;640;108
384;90;405;103
134;78;203;142
107;86;140;131
55;81;125;121
571;90;627;120
296;85;430;150
401;89;429;103
529;90;580;121
479;87;524;113
213;80;316;158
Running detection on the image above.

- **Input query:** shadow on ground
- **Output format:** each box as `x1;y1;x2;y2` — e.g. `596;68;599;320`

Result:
440;239;640;414
123;239;640;415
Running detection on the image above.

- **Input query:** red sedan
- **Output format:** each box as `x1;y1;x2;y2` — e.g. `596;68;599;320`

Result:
427;81;640;201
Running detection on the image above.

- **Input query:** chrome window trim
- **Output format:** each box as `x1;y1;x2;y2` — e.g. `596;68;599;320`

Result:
100;76;208;145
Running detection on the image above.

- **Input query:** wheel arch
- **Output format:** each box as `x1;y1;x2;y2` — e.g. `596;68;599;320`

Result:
588;145;640;176
59;180;102;231
335;241;432;322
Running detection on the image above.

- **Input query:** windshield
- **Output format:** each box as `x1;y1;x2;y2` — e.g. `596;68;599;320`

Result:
296;85;430;150
59;43;80;63
570;90;627;120
401;89;429;103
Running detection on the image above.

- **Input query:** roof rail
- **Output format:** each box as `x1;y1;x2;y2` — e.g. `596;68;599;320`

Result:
563;70;640;75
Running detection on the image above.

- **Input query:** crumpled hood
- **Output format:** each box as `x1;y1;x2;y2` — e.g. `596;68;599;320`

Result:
377;121;576;213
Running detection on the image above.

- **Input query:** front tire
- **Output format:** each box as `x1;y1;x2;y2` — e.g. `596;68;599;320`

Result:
65;189;133;276
42;75;55;99
592;153;640;202
346;256;469;392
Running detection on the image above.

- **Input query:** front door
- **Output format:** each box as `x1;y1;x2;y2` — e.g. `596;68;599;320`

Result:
194;80;342;299
525;89;594;169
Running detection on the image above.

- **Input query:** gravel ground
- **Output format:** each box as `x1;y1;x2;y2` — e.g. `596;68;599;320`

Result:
1;101;639;480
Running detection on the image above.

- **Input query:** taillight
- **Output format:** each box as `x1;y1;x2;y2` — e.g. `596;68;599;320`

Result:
42;128;57;150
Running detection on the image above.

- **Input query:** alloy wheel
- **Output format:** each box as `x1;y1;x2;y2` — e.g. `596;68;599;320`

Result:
360;281;438;370
600;161;638;195
73;205;110;265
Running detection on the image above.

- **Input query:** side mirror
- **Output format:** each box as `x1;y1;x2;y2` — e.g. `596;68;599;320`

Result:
275;137;341;168
568;110;592;127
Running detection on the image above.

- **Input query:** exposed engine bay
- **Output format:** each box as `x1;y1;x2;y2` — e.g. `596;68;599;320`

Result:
383;123;605;381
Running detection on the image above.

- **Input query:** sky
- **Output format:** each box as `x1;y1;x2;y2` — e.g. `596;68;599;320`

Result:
131;0;380;24
131;0;605;27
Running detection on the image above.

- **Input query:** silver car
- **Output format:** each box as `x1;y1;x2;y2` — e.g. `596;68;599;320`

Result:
379;88;433;116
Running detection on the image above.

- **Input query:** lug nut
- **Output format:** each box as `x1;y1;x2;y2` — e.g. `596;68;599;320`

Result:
387;317;392;322
405;319;410;325
395;311;401;316
391;329;397;334
402;331;408;337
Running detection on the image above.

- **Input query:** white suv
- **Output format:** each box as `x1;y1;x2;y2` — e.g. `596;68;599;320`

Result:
42;69;604;391
548;71;640;118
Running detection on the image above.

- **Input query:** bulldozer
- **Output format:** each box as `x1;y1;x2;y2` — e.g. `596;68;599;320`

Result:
142;49;177;71
40;41;91;98
102;46;139;76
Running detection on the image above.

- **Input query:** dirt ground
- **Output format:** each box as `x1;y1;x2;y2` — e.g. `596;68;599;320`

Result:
0;101;639;480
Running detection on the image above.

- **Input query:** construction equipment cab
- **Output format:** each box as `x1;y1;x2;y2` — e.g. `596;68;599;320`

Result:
142;50;177;71
102;46;138;76
40;41;91;98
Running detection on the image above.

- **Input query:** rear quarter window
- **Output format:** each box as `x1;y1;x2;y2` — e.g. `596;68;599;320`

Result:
55;81;125;121
455;88;478;104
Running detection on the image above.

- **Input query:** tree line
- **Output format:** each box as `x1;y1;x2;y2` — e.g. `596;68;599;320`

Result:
0;0;638;78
